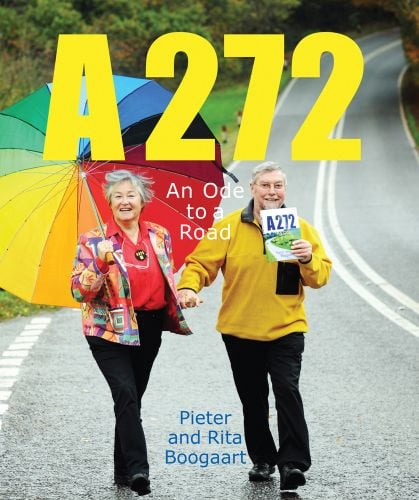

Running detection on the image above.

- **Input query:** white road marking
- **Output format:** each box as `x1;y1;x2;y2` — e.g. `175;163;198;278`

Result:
21;329;43;335
7;343;35;350
0;368;19;377
313;40;419;337
0;358;24;366
0;391;11;401
15;336;40;343
30;317;51;325
228;78;298;175
0;380;14;388
2;351;29;358
0;316;51;430
327;159;419;314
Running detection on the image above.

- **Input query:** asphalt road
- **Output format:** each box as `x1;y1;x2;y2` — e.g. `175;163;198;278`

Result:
1;29;418;499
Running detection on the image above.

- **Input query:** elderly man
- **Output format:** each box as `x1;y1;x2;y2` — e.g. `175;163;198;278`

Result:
178;161;332;491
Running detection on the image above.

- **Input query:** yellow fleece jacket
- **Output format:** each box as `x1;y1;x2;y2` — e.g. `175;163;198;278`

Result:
177;202;332;341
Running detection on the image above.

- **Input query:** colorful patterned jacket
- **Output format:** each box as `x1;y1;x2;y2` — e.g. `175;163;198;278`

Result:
71;221;192;345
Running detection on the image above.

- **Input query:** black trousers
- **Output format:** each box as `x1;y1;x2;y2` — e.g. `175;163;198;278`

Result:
87;309;164;476
222;332;311;472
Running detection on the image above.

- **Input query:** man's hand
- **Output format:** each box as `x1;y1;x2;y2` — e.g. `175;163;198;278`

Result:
291;239;312;264
178;289;203;308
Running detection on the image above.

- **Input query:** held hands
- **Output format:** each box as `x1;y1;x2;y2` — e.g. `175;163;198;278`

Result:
291;239;312;264
97;239;115;262
178;289;203;308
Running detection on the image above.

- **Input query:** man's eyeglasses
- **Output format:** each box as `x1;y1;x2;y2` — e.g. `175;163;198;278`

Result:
253;182;284;191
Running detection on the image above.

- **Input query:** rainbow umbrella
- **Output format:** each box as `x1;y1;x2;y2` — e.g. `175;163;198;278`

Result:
0;75;228;307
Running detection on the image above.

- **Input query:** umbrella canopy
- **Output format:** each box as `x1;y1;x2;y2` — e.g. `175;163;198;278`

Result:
0;76;225;307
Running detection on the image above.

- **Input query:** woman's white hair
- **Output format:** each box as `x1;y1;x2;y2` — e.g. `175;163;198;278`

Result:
103;169;154;205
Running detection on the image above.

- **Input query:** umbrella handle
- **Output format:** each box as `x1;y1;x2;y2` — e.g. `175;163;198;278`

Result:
105;252;115;265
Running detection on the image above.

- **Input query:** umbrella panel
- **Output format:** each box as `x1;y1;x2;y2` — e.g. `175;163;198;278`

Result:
0;165;97;307
85;163;223;270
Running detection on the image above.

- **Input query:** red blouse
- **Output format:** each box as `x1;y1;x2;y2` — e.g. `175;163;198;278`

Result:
97;219;167;310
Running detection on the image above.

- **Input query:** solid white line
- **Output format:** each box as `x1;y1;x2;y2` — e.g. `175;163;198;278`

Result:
316;124;419;337
328;161;419;313
315;163;419;336
313;36;419;337
274;77;298;117
363;39;401;64
397;65;419;164
319;229;419;337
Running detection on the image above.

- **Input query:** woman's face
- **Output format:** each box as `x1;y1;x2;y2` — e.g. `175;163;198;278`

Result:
110;180;144;224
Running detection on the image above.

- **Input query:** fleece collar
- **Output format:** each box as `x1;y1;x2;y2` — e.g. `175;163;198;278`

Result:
241;199;286;223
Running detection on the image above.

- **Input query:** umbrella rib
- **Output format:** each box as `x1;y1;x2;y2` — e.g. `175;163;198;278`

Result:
80;130;139;174
0;167;77;266
30;172;81;298
83;142;230;183
0;164;77;212
113;79;156;114
0;112;49;137
76;78;150;160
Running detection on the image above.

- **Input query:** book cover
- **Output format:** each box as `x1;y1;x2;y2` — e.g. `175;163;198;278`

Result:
260;207;301;262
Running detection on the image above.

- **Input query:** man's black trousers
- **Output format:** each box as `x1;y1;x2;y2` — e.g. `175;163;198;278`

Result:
222;332;311;471
86;309;164;477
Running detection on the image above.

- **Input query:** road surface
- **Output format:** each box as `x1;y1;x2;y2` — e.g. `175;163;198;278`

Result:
0;29;418;499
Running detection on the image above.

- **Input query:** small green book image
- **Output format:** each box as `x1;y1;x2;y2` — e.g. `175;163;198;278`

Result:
260;207;301;262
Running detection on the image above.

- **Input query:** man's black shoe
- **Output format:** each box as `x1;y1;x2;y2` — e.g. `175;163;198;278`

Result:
280;463;306;490
248;463;275;481
130;472;151;496
114;473;130;486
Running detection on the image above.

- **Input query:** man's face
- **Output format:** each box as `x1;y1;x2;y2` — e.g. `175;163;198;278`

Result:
251;171;286;215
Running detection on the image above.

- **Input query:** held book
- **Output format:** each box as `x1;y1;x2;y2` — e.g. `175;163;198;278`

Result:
260;207;301;262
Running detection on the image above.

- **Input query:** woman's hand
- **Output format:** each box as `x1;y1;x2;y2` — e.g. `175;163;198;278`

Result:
97;239;114;262
178;289;203;308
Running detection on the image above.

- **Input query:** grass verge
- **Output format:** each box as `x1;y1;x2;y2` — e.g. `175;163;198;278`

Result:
201;69;291;166
0;290;57;322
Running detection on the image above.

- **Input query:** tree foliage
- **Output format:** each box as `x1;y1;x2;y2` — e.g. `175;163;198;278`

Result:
0;0;406;107
352;0;419;83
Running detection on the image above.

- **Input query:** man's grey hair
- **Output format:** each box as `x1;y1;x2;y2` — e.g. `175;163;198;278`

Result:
103;169;154;205
250;161;287;186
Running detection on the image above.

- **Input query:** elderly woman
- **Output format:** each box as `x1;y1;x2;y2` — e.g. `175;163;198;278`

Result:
71;169;191;496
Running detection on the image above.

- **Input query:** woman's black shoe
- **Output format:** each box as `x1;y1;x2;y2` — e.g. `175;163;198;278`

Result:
130;472;151;496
